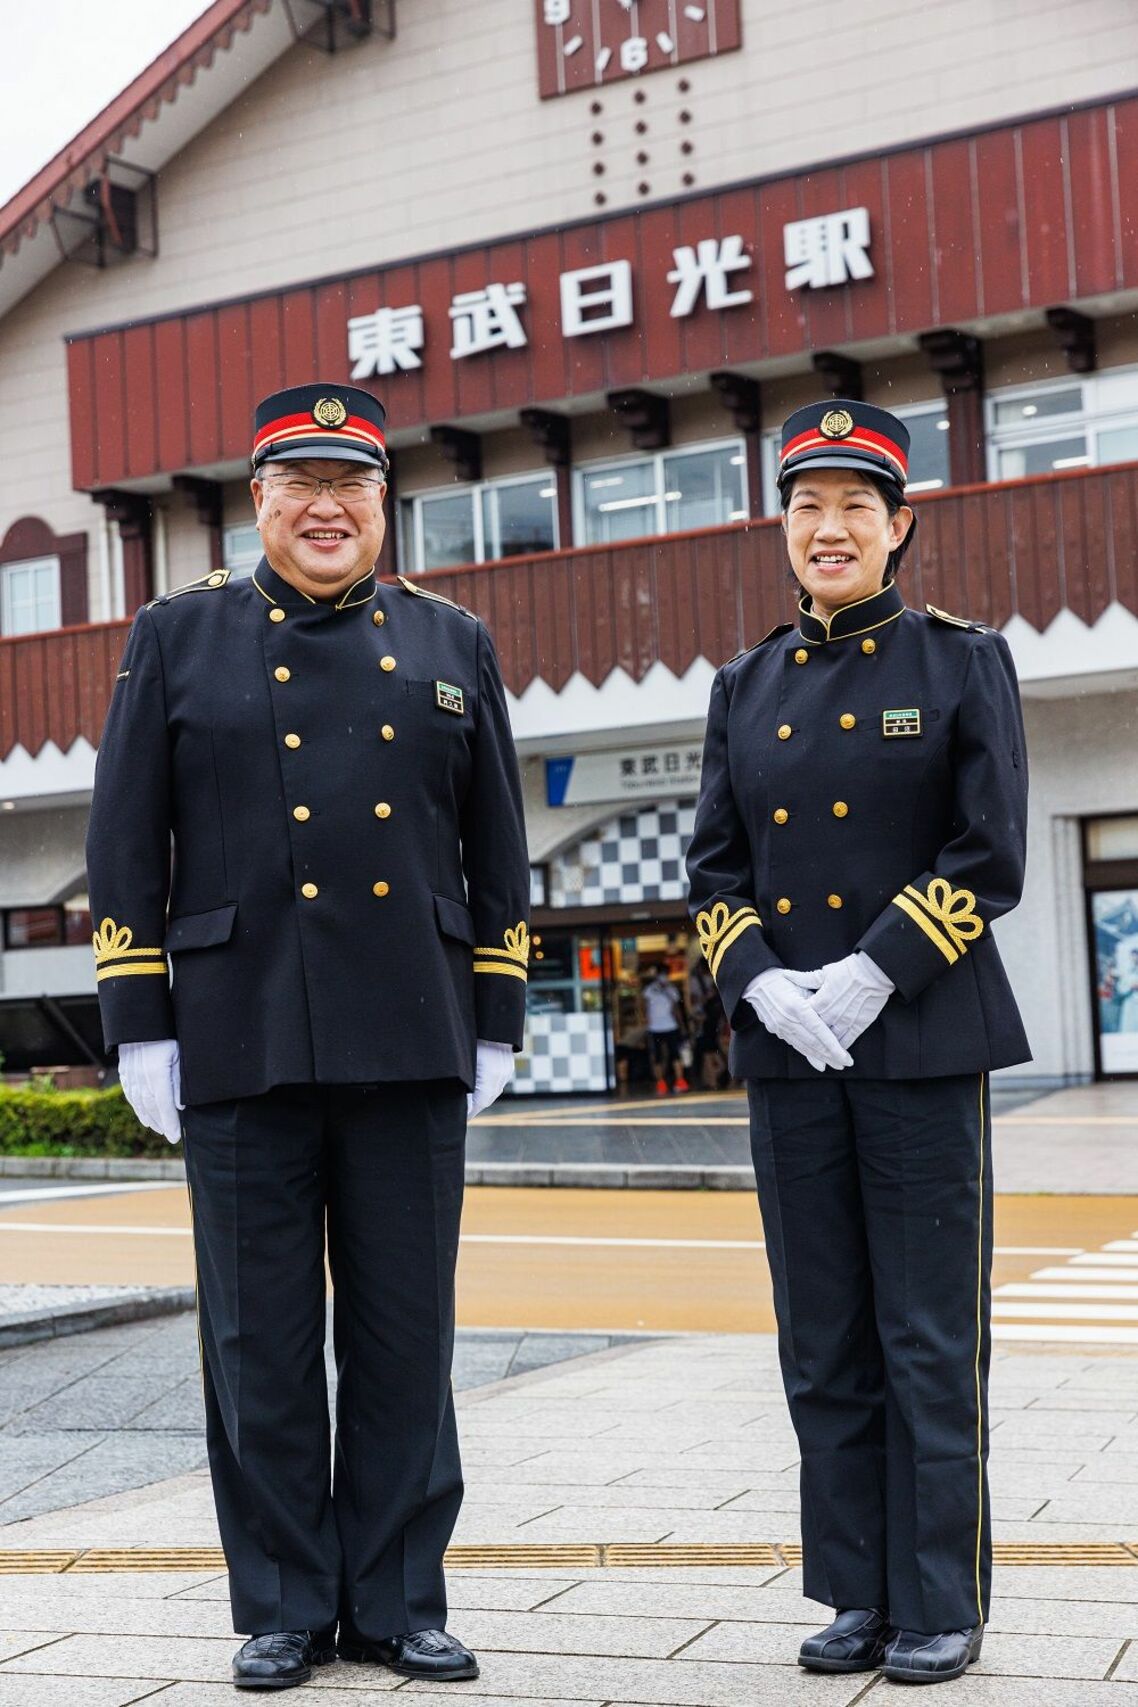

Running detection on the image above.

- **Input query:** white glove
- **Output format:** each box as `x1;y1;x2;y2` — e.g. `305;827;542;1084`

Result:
786;952;895;1050
743;969;853;1073
467;1039;515;1119
118;1040;184;1144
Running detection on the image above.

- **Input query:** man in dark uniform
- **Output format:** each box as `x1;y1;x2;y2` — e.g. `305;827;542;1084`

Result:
686;400;1030;1684
86;383;530;1691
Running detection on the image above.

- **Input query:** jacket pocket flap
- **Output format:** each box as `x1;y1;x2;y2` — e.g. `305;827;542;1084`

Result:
166;903;237;953
434;893;475;946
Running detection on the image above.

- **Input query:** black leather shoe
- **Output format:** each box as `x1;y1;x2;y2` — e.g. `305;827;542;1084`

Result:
883;1624;984;1683
338;1626;479;1680
232;1628;336;1690
798;1607;893;1672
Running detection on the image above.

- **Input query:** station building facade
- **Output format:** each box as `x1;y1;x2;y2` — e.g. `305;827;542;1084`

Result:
0;0;1136;1091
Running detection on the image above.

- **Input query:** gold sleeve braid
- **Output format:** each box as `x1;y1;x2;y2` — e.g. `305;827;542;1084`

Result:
890;879;984;966
696;902;762;979
92;917;168;984
473;921;530;983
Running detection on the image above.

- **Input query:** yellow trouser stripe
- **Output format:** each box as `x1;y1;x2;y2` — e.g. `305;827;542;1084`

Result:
710;913;761;979
473;962;528;981
975;1072;987;1625
892;893;959;964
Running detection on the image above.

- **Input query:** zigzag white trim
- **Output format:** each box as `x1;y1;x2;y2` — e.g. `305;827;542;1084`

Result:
0;738;97;802
507;656;718;746
1002;601;1138;693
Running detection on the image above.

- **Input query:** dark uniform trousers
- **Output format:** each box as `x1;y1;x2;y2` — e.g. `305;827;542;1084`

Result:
749;1073;992;1634
183;1079;468;1638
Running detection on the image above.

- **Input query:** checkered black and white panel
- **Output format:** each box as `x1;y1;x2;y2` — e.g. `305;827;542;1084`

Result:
547;798;698;909
514;1012;608;1094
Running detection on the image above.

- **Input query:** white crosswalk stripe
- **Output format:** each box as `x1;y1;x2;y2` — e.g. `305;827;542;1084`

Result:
992;1228;1138;1343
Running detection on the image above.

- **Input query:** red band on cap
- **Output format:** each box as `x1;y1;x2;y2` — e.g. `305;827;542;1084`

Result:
252;411;386;458
781;423;907;480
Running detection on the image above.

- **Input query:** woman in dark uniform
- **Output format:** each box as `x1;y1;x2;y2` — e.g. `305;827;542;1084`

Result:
685;400;1030;1686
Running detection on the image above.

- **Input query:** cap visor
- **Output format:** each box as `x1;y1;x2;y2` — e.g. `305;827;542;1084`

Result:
779;452;905;493
254;440;382;468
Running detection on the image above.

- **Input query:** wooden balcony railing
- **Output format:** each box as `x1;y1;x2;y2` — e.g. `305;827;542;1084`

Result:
2;461;1137;761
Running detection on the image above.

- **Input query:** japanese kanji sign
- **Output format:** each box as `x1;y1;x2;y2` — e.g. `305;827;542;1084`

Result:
346;216;873;378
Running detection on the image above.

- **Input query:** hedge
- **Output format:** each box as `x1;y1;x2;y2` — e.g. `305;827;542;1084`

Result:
0;1086;175;1157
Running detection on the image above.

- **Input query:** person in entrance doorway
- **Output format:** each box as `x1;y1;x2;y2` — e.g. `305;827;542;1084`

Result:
85;383;530;1693
685;400;1030;1686
642;965;690;1094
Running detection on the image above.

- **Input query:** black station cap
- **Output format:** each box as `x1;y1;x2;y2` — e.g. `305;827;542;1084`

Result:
777;399;910;498
252;383;387;469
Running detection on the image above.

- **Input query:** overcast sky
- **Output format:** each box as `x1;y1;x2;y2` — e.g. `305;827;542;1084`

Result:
0;0;207;205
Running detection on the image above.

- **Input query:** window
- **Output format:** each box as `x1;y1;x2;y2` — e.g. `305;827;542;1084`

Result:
403;474;558;573
989;369;1138;481
222;525;263;579
526;929;604;1017
0;556;61;637
579;440;747;544
6;908;64;949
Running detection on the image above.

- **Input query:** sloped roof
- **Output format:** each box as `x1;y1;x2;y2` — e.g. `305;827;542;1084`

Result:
0;0;294;318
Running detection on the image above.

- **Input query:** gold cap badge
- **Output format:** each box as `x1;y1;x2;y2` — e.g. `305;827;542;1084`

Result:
313;396;348;429
819;408;855;440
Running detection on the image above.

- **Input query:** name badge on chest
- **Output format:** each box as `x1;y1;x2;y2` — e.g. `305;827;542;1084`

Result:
882;708;921;738
436;680;465;715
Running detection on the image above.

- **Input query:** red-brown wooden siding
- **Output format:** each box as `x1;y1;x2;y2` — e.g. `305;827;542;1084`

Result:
66;94;1138;491
5;462;1137;762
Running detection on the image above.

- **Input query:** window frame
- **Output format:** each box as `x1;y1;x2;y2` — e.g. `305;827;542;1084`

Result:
574;436;749;544
760;400;949;515
401;469;560;574
0;554;62;638
986;366;1138;482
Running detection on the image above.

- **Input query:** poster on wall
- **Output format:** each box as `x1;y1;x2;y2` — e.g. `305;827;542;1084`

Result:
1092;890;1138;1075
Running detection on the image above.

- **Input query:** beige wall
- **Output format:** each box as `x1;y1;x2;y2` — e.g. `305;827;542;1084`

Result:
30;0;1135;327
997;689;1138;1084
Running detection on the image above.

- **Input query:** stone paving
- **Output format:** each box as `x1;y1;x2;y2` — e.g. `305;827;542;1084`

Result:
0;1311;636;1525
6;1333;1138;1700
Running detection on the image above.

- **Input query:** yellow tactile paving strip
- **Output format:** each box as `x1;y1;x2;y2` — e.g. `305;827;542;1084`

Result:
2;1542;1136;1573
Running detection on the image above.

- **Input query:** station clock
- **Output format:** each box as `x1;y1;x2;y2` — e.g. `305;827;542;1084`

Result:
535;0;742;98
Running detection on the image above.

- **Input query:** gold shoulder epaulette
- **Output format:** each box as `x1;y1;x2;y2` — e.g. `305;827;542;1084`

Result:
926;603;986;632
149;569;231;607
727;622;793;664
397;575;476;618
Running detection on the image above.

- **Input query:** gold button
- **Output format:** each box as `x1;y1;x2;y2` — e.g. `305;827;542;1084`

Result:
776;897;792;915
301;883;318;899
373;611;385;627
274;666;290;683
777;723;793;740
380;655;396;672
269;608;286;623
381;724;395;742
373;881;390;898
773;808;789;825
375;802;391;819
840;713;856;730
794;648;809;664
293;805;310;822
832;801;849;818
828;894;844;909
862;638;876;655
284;733;301;750
208;572;226;587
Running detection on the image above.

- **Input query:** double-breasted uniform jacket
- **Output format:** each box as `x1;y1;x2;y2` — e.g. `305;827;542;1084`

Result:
85;560;531;1106
686;579;1031;1079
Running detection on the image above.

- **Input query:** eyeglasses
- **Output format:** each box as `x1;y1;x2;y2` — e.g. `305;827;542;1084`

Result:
260;473;385;503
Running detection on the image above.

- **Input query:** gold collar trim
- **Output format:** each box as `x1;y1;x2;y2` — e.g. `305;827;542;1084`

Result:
798;579;905;644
